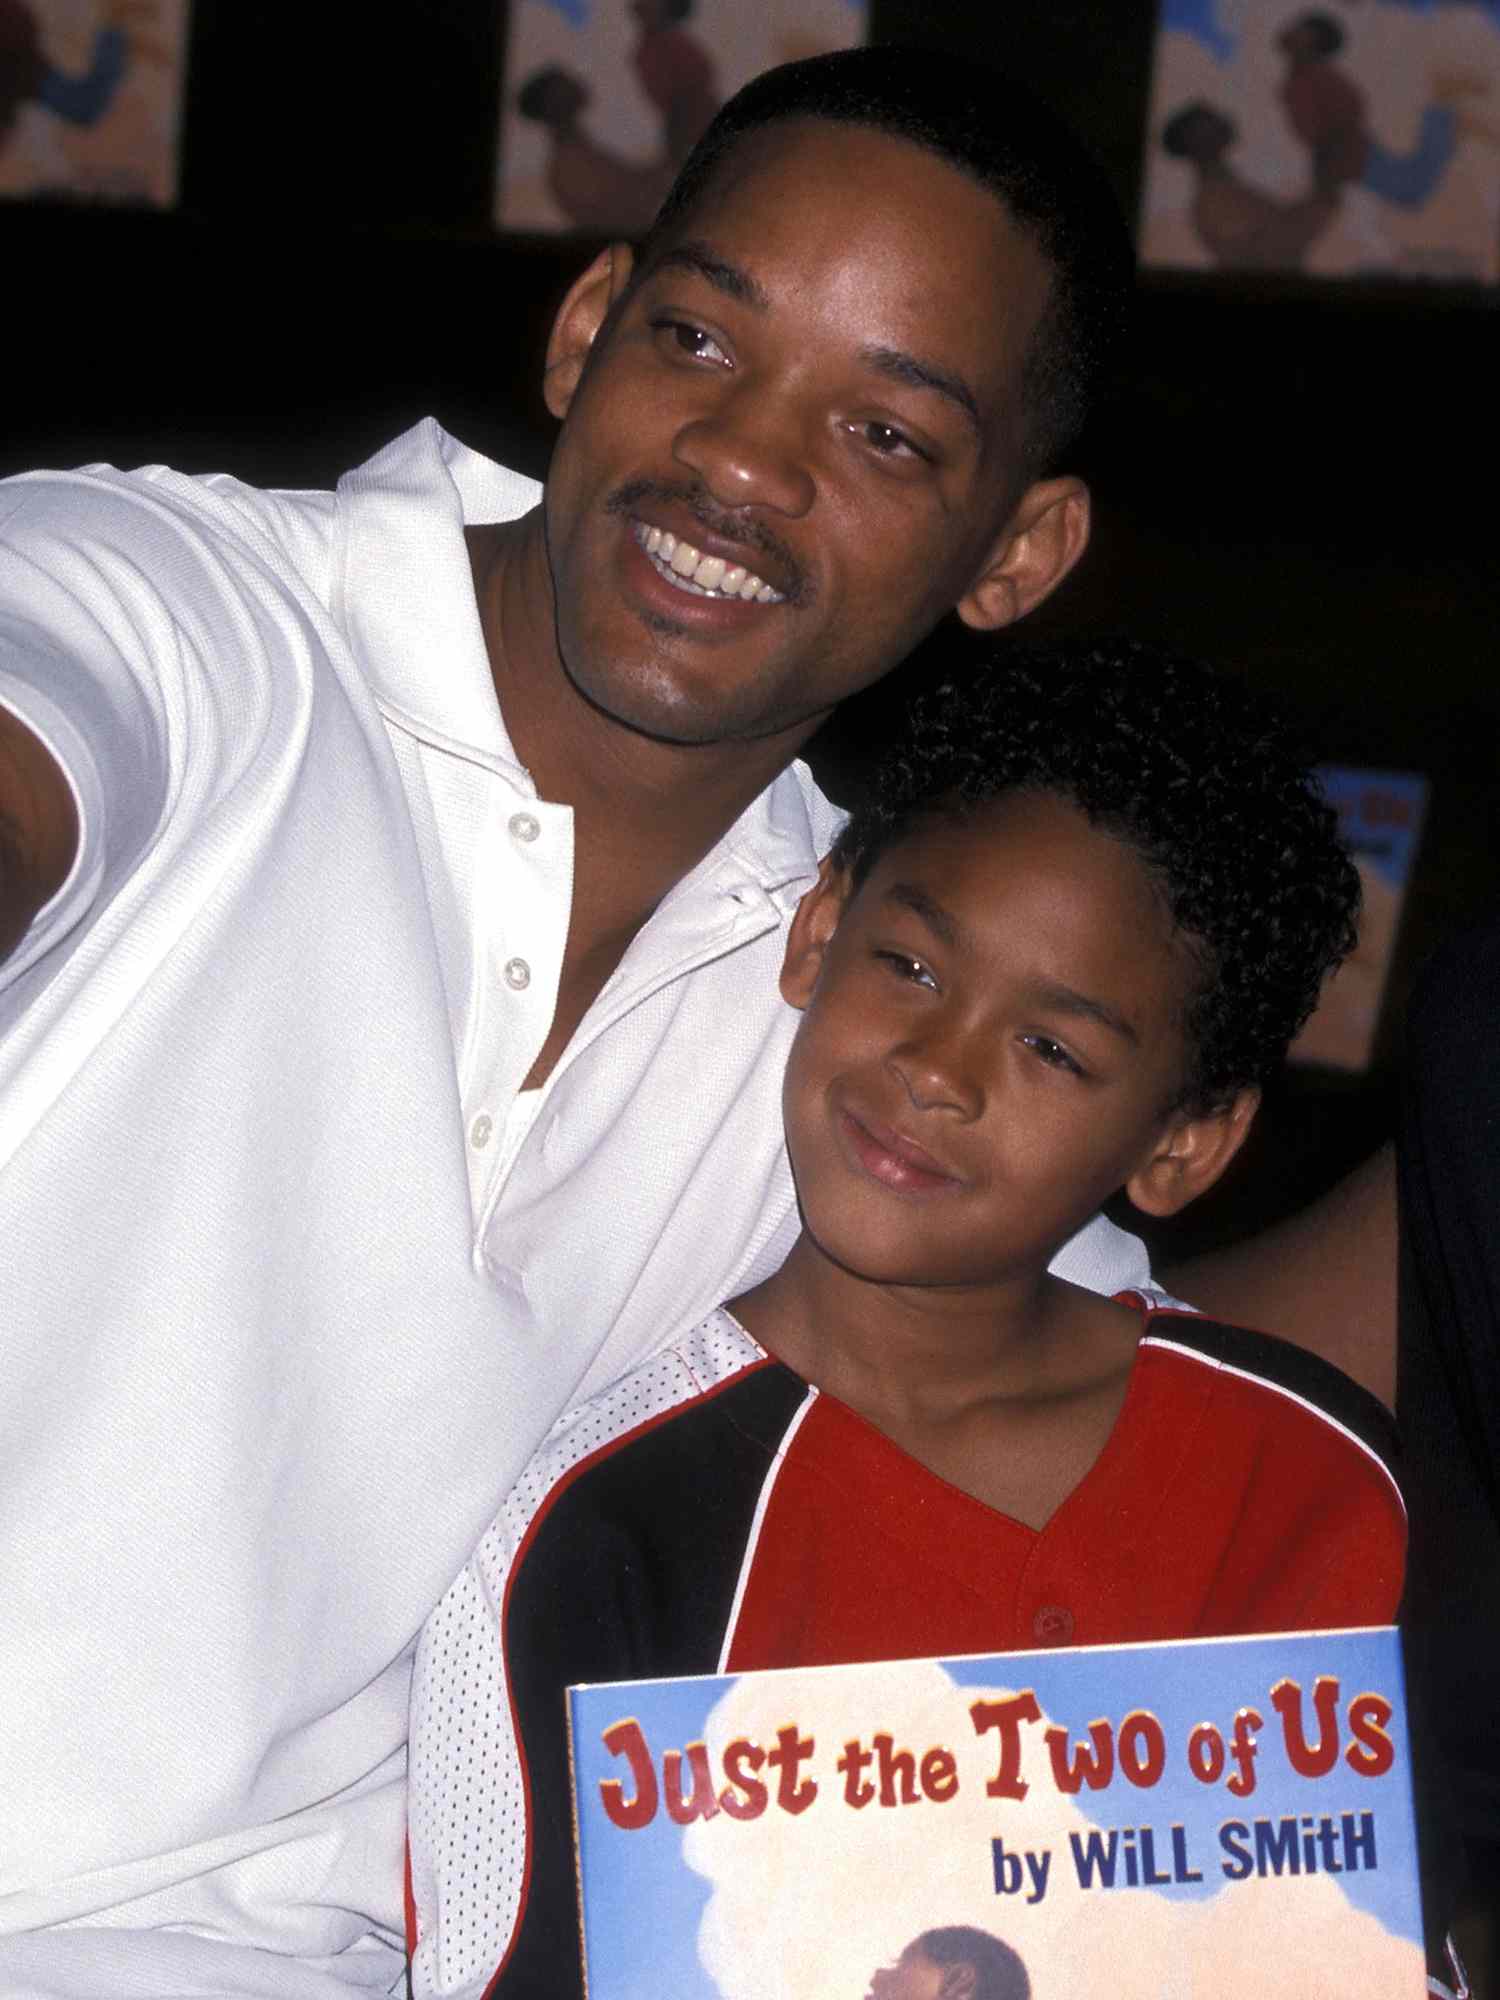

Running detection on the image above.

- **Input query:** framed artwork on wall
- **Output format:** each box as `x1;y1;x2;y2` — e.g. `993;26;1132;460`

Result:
495;0;870;236
0;0;191;206
1140;0;1500;281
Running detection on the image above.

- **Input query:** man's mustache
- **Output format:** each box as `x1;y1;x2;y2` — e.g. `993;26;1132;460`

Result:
605;478;810;606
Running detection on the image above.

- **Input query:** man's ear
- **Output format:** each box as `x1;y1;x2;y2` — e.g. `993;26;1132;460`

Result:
543;242;637;421
779;854;855;1010
955;475;1091;632
1126;1086;1260;1220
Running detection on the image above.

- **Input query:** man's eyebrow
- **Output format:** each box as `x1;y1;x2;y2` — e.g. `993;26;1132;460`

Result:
857;344;983;438
648;242;769;311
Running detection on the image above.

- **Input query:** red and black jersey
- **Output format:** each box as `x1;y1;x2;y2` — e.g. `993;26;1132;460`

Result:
408;1300;1405;2000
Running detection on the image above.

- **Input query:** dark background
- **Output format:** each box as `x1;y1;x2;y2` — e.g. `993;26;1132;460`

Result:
6;0;1497;1255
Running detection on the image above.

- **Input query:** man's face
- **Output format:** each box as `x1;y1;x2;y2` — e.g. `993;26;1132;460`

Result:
539;118;1068;752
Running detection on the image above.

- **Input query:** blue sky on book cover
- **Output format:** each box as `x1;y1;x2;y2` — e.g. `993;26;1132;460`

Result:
569;1627;1424;1998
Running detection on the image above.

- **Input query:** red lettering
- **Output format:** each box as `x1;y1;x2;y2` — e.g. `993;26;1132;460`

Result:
1345;1693;1396;1779
767;1724;817;1815
1117;1711;1166;1788
1045;1719;1115;1794
1227;1708;1262;1799
1271;1676;1341;1778
921;1746;958;1803
837;1738;875;1808
663;1742;721;1826
599;1719;659;1830
873;1732;918;1807
718;1737;769;1820
1187;1723;1225;1785
971;1692;1041;1802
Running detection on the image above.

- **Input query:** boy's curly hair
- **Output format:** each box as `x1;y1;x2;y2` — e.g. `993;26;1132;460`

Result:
832;639;1361;1113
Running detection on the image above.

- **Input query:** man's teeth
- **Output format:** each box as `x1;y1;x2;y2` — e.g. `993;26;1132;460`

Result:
637;524;784;602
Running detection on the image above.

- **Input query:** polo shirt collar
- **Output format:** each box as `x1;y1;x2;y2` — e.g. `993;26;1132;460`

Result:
335;418;539;772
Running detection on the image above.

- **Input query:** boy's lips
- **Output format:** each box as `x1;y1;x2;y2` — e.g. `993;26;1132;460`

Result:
838;1107;963;1194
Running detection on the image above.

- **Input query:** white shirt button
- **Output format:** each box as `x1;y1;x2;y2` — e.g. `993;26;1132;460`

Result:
504;957;531;990
469;1112;494;1150
508;812;540;844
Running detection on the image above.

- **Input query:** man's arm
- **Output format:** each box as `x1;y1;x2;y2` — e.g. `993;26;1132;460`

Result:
1165;1142;1396;1410
0;703;79;964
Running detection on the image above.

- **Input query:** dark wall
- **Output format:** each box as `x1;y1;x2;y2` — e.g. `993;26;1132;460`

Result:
6;0;1496;1245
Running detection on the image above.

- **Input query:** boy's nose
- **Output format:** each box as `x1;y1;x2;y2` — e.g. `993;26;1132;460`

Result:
886;1034;985;1121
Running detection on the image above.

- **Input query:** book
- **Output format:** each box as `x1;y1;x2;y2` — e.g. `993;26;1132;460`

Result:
568;1625;1426;1998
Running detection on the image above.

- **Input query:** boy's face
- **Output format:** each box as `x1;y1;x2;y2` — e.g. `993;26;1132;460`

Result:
780;791;1244;1295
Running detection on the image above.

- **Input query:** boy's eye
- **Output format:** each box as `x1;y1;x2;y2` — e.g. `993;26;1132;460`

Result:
653;317;731;367
1021;1032;1086;1078
874;949;936;989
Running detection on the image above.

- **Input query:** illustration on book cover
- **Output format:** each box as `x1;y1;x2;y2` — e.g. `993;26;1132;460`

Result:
568;1627;1425;1998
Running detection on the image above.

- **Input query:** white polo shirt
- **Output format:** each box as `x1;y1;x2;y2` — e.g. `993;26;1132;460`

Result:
0;422;1152;1998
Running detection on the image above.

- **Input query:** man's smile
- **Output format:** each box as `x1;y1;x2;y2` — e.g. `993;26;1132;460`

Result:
634;522;785;602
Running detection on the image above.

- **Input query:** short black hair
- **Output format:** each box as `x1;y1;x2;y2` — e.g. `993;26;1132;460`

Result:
832;639;1360;1114
1287;11;1345;56
919;1927;1030;2000
633;45;1134;479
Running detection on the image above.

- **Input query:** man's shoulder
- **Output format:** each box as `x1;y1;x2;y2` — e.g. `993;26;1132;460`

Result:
0;455;340;606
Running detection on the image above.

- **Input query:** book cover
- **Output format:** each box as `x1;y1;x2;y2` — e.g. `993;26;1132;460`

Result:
569;1626;1425;1998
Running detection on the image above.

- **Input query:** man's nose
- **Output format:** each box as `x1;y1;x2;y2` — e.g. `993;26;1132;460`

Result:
671;384;817;519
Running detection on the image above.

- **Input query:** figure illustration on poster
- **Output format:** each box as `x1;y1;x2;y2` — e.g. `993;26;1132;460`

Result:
1144;0;1500;280
0;0;189;205
497;0;868;234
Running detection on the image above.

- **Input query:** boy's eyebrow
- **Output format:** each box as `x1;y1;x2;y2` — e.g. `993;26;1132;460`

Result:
1028;978;1141;1048
884;882;1141;1046
884;881;962;949
647;246;982;436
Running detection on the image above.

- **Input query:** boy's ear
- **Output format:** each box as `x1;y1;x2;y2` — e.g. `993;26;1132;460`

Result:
955;475;1091;632
543;242;636;421
1125;1087;1260;1220
780;855;855;1009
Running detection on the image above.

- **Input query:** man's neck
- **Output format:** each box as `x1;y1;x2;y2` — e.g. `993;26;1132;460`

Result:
467;515;811;890
465;514;815;1088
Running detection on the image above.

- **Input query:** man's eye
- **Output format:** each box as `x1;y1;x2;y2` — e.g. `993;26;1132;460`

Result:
654;318;730;366
853;421;928;461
